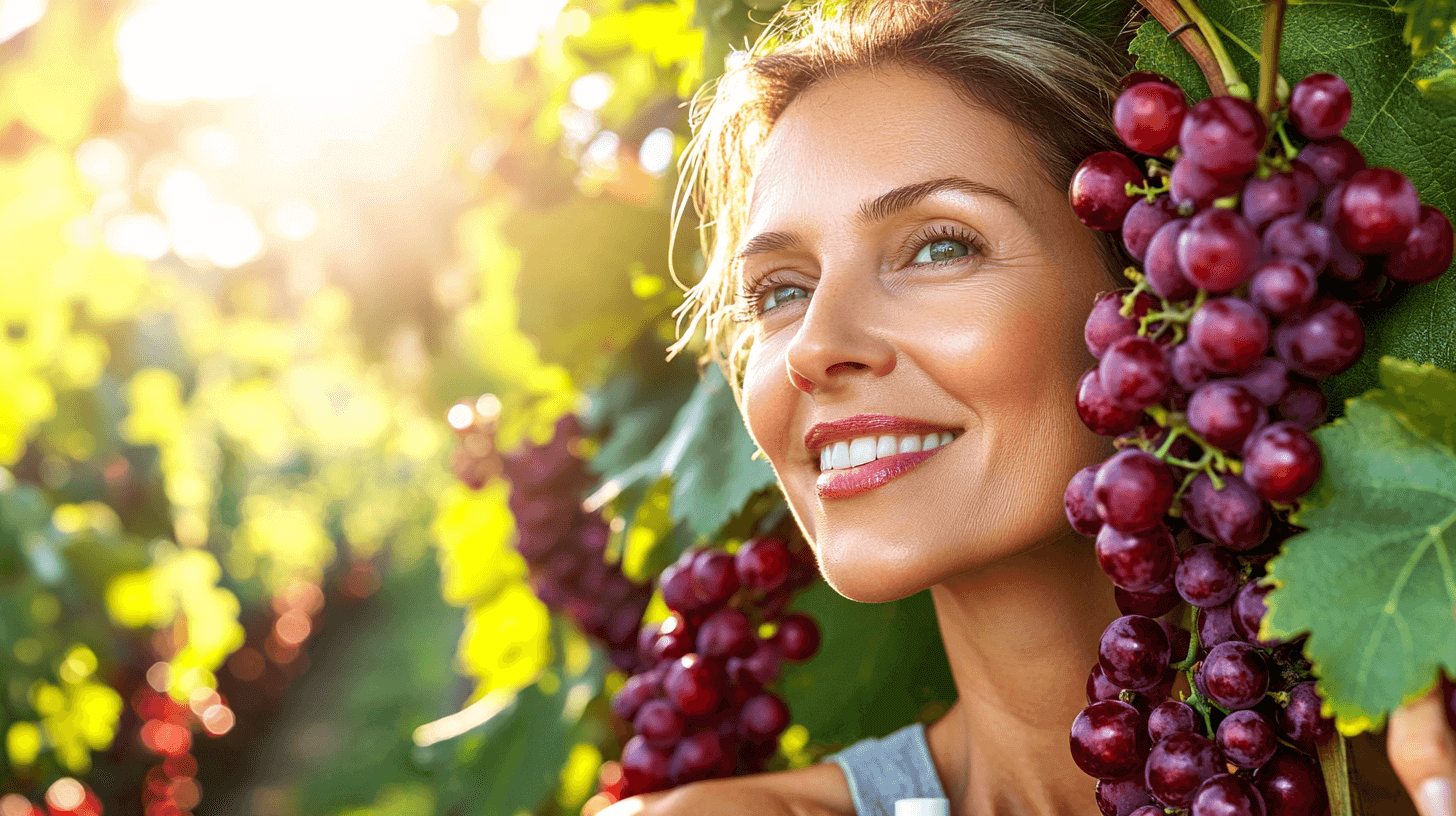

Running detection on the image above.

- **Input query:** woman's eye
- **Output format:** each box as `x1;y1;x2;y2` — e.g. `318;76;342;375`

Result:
913;238;971;264
761;284;810;312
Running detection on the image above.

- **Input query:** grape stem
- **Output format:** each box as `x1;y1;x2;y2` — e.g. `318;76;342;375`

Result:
1135;0;1234;96
1171;0;1248;97
1258;0;1288;118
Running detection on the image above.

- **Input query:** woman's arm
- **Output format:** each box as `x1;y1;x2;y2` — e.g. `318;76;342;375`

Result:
599;762;856;816
1389;686;1455;816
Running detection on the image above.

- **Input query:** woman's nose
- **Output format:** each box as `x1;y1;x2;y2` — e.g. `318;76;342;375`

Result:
783;278;896;393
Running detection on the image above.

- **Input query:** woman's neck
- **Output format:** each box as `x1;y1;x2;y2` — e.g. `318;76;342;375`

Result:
924;530;1122;816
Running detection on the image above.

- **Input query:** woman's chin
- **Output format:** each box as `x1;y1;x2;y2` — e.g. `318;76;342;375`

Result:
813;535;948;604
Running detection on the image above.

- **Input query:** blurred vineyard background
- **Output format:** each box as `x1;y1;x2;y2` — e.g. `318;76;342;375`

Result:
0;1;965;814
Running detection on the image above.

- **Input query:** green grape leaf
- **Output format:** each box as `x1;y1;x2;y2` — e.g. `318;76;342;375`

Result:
1130;0;1456;409
1263;365;1456;733
1417;66;1456;102
1394;0;1456;57
1364;357;1456;447
583;328;701;486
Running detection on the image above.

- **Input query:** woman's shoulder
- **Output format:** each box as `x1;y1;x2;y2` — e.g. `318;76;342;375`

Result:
600;763;855;816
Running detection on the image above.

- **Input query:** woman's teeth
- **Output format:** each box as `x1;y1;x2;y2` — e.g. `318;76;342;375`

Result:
818;432;957;472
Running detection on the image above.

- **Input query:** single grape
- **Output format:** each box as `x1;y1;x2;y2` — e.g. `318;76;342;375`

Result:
741;639;782;686
1385;204;1454;284
1065;465;1104;536
1199;601;1241;650
1086;290;1156;358
1175;545;1243;608
1261;216;1332;275
1149;700;1200;742
1099;335;1173;410
1122;196;1179;262
1296;138;1365;192
1099;615;1172;691
772;613;821;661
1200;641;1270;710
660;562;701;615
1170;158;1242;212
1242;172;1308;232
1115;81;1188;155
1087;662;1127;704
1278;682;1334;748
1190;773;1270;816
1077;368;1145;437
1129;808;1164;816
1189;298;1270;375
612;673;662;722
1071;700;1152;779
1096;524;1177;593
1144;219;1197;300
1187;382;1265;453
1289;73;1353;139
1231;580;1280;647
739;693;791;743
1332;167;1421;254
663;655;724;717
1217;709;1278;769
697;608;754;659
1229;359;1293;407
735;536;791;592
1097;773;1156;816
1115;581;1181;618
1179;96;1266;177
1145;732;1225;808
634;698;685;750
653;613;696;661
1072;152;1145;230
1249;260;1318;319
621;735;671;795
1120;71;1178;90
1254;754;1328;816
691;549;740;606
1167;345;1211;397
1290;161;1322;204
1093;449;1177;533
668;731;728;784
1242;422;1323;504
1274;299;1364;380
1178;208;1262;293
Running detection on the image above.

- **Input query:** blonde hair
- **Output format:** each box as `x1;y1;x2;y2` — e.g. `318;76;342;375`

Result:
668;0;1132;386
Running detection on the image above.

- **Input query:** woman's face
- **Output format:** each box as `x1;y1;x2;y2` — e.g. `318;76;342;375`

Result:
738;65;1113;603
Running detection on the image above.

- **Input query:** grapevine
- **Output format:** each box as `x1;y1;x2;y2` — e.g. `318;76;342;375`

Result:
1064;2;1453;811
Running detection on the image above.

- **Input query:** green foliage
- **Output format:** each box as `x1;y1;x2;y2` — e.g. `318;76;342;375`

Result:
1264;358;1456;734
1394;0;1456;57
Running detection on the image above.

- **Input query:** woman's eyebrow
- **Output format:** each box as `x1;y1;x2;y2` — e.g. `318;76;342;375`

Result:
858;176;1019;223
735;230;802;263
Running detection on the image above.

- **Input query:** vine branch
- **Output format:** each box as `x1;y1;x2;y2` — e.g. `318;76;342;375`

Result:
1137;0;1231;96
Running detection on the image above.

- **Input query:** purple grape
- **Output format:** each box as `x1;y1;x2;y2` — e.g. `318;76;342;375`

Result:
653;613;695;661
1229;358;1294;407
1191;773;1269;816
735;536;790;592
1243;172;1309;232
1290;161;1321;204
1254;754;1328;816
1149;700;1200;742
1071;700;1152;779
772;613;820;661
1078;368;1145;436
1129;808;1164;816
1087;662;1127;704
660;562;701;614
668;731;728;784
1278;682;1334;748
1332;167;1421;254
1262;216;1332;274
1188;298;1269;375
1250;260;1318;318
1276;381;1328;429
741;639;782;685
1200;641;1269;710
1093;450;1176;533
1290;73;1352;139
1098;773;1157;816
1086;290;1157;358
1116;81;1188;155
1242;422;1323;504
1175;545;1242;608
1178;209;1261;292
1199;601;1241;650
1100;615;1172;691
1145;732;1225;808
634;698;685;749
621;735;671;794
1187;382;1265;453
1099;335;1173;410
1066;464;1104;536
696;608;754;659
690;549;740;606
1217;709;1278;769
613;672;662;722
1230;580;1276;647
1297;138;1365;192
1097;524;1177;593
1072;152;1145;230
1145;218;1197;300
1171;342;1214;393
1170;157;1243;212
663;655;723;717
1386;204;1454;284
739;692;790;743
1179;96;1266;177
1115;581;1181;618
1122;196;1179;261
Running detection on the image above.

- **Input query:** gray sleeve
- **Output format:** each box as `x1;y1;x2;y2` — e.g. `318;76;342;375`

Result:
822;723;948;816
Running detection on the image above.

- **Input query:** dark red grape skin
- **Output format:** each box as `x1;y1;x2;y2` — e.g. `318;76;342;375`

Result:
1086;290;1156;358
1122;196;1179;261
622;735;671;794
1066;465;1104;536
1175;544;1243;608
1290;161;1321;205
1099;335;1173;410
1148;700;1200;742
1180;472;1272;552
1201;641;1270;710
1217;709;1278;769
1333;167;1421;254
1178;208;1262;293
1191;773;1270;816
634;698;685;750
1179;96;1266;177
1254;754;1328;816
1199;601;1241;650
1278;682;1334;748
735;536;790;593
1290;73;1353;139
1243;422;1323;504
1187;382;1265;453
1189;298;1270;375
1296;138;1365;192
1145;219;1197;300
1171;342;1213;394
1087;663;1126;704
1115;81;1188;155
1072;152;1145;230
1170;158;1242;212
1262;216;1331;275
1099;614;1172;691
1230;358;1293;407
1115;581;1181;618
1071;700;1152;779
1097;773;1156;816
1128;808;1164;816
668;731;728;785
739;693;791;743
1093;449;1177;533
1232;580;1279;647
1250;260;1318;319
696;608;754;659
660;562;703;615
613;673;662;722
741;639;782;685
1243;172;1308;232
772;613;820;661
1273;299;1364;380
663;655;723;717
1386;204;1454;284
1096;524;1177;593
690;549;740;606
1145;732;1225;808
1077;368;1145;436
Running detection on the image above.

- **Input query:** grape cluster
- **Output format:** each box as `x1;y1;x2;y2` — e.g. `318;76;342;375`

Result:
446;396;502;490
1066;71;1451;816
608;534;820;799
500;414;653;671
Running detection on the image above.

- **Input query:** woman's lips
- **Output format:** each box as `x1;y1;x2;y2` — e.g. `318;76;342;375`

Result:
815;444;950;499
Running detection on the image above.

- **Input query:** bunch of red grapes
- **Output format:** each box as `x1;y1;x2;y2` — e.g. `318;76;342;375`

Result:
607;534;820;799
1065;69;1451;816
497;413;654;671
